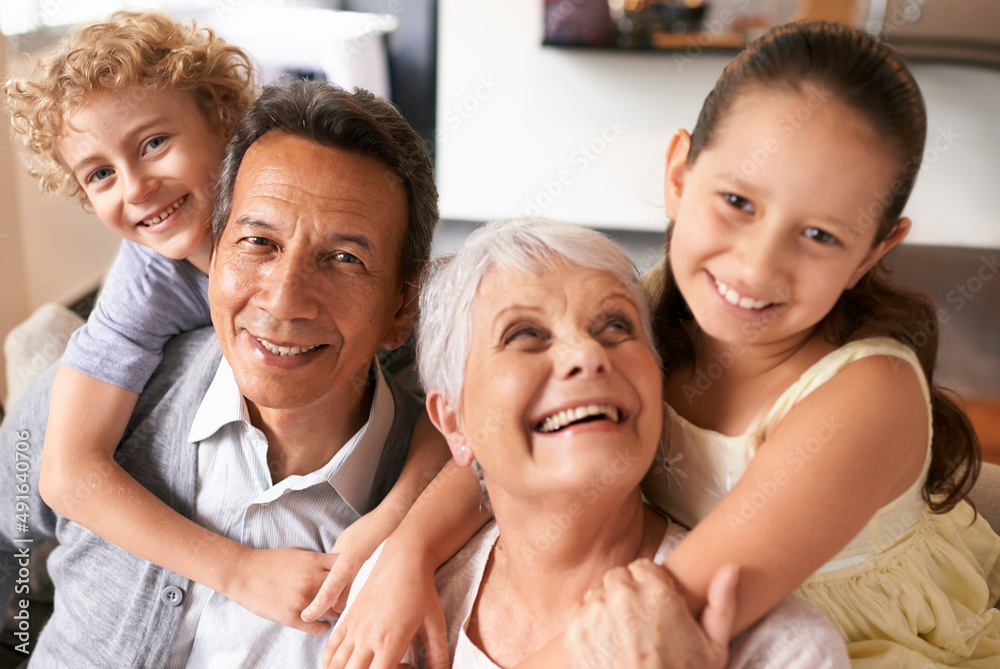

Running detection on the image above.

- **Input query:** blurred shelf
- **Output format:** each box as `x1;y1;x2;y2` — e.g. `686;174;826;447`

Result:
649;30;747;50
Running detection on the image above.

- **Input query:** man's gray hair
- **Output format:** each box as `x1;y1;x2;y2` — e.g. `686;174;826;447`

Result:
417;217;660;411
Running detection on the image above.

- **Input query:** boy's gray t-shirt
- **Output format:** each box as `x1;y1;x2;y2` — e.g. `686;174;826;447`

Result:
62;240;211;393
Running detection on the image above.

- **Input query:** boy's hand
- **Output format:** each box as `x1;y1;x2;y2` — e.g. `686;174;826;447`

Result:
565;561;738;669
321;543;449;669
301;509;390;622
226;546;337;635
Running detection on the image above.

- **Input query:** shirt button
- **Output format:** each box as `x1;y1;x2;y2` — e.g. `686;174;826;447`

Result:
160;585;185;607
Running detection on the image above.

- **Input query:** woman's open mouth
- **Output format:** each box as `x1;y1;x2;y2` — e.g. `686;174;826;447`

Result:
536;404;622;433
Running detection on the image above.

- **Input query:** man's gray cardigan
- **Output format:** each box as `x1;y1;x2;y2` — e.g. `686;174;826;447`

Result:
0;327;419;667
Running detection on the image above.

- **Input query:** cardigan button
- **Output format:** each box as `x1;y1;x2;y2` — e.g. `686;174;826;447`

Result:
160;585;185;607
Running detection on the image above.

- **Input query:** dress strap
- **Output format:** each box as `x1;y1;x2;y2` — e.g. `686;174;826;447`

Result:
750;337;932;445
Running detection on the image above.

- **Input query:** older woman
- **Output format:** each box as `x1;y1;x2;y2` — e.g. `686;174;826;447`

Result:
344;217;847;668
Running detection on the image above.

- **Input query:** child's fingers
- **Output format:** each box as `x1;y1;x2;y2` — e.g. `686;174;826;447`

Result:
294;618;333;636
302;555;350;622
325;633;354;669
322;624;347;668
370;653;408;669
343;647;376;669
702;564;739;649
419;603;451;669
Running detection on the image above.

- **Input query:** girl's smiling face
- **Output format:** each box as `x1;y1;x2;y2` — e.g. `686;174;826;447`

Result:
435;260;662;507
664;87;909;352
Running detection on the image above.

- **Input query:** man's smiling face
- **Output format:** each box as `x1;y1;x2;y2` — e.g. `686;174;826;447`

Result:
208;131;412;413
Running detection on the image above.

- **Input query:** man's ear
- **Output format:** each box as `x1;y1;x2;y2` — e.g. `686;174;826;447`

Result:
664;129;691;222
382;279;419;351
847;217;911;288
426;389;474;466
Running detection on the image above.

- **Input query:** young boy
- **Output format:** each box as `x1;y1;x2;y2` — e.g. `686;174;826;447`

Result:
4;9;447;636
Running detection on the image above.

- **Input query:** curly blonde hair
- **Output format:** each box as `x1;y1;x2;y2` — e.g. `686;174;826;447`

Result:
4;10;258;203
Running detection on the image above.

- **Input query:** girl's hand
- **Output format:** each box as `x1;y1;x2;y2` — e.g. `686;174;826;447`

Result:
225;546;337;635
565;561;738;669
321;540;450;669
302;507;396;622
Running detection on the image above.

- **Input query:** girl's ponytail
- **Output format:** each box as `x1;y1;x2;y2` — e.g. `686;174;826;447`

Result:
825;264;981;513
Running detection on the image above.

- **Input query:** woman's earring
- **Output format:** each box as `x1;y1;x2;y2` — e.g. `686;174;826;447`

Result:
470;458;491;512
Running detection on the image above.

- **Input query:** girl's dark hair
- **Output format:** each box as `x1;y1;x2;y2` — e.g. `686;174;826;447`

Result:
652;20;979;514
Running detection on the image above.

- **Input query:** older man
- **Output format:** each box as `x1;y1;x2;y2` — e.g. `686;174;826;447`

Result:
0;79;437;667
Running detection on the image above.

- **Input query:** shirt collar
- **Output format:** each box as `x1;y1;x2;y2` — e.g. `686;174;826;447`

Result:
188;356;250;442
187;356;395;514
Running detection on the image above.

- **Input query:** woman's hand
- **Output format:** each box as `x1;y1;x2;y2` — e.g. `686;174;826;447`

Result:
321;540;450;669
565;560;738;669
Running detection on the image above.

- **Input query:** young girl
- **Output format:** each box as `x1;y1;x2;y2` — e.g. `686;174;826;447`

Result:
5;10;447;637
323;20;1000;668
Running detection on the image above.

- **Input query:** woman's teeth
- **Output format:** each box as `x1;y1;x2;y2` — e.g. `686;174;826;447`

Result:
256;338;321;357
714;278;771;310
537;404;621;433
141;195;187;227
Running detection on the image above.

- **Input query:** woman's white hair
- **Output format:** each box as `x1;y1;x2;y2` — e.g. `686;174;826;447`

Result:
417;216;660;411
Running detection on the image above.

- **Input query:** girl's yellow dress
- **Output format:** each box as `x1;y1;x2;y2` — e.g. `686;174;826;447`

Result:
644;337;1000;667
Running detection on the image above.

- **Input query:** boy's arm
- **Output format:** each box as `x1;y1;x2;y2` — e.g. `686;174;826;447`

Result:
40;365;336;634
302;409;452;620
320;459;491;669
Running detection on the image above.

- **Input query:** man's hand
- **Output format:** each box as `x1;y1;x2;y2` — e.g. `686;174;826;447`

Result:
225;546;337;635
565;560;739;669
321;544;449;669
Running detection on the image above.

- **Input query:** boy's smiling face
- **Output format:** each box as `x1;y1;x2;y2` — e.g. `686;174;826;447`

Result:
56;85;229;270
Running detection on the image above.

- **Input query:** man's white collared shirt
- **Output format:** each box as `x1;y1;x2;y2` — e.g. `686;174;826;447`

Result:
165;356;394;668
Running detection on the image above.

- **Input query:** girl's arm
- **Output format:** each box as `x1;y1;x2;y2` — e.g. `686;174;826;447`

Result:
321;459;491;669
40;365;339;634
301;409;452;620
659;354;928;634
